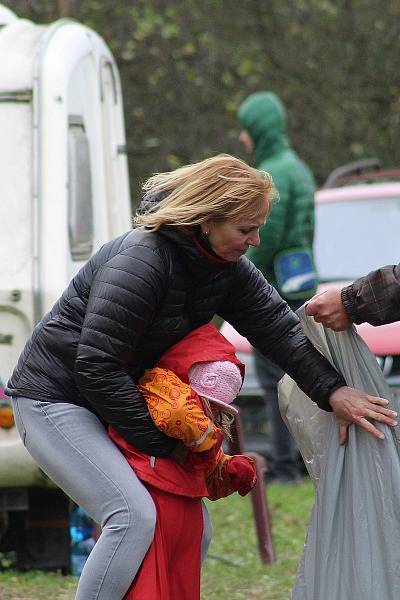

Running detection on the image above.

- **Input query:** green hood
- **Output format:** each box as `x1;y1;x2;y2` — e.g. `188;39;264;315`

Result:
237;92;290;166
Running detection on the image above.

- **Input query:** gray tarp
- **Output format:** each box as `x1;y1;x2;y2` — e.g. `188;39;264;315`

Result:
278;305;400;600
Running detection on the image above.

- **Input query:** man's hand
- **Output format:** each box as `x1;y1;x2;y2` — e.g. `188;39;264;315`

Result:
305;288;351;331
329;386;398;444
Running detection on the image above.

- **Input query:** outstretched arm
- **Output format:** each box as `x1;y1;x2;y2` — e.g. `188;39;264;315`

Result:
220;259;398;440
138;367;222;452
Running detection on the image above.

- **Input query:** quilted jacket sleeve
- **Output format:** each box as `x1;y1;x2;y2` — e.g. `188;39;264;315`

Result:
219;258;346;411
341;263;400;326
74;242;177;456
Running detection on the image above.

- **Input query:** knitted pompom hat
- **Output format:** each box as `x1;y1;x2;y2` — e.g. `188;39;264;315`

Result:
188;360;243;415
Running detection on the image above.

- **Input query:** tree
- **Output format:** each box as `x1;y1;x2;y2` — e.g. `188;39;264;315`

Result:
5;0;400;207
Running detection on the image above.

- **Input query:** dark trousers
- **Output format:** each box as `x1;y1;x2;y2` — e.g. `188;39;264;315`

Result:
253;349;300;481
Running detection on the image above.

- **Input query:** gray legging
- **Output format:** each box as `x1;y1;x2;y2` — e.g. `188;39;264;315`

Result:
12;397;212;600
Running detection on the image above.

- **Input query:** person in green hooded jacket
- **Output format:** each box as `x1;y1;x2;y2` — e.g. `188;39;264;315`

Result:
237;91;317;483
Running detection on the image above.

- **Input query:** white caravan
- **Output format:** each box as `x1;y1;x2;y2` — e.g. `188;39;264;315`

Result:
0;4;132;568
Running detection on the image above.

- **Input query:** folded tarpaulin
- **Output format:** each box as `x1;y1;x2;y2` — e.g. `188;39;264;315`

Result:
278;305;400;600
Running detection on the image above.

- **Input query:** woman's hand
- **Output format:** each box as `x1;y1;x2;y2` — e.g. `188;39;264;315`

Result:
329;386;398;444
305;288;351;331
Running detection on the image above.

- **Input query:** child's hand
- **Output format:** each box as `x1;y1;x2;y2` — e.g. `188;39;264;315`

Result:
226;455;257;496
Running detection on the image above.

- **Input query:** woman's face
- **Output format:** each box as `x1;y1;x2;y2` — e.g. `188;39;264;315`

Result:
201;198;269;262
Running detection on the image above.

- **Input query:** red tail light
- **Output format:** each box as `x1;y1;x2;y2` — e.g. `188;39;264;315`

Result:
0;402;15;429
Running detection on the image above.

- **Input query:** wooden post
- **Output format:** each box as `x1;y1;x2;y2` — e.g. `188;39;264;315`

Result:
229;406;276;563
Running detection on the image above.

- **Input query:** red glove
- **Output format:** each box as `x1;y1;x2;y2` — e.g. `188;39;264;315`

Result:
225;455;257;496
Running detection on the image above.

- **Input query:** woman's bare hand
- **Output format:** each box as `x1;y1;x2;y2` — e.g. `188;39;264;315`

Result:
329;386;398;444
305;288;351;331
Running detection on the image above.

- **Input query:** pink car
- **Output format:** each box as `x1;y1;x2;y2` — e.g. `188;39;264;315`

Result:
315;164;400;398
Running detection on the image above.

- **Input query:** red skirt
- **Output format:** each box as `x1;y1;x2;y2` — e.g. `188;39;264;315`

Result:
124;484;203;600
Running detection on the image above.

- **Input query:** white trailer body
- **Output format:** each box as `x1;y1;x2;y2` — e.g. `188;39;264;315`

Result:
0;7;131;491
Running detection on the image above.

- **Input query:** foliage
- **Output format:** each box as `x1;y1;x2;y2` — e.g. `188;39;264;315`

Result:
3;0;399;206
0;479;315;600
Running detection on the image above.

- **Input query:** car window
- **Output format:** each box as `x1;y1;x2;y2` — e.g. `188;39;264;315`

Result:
315;196;400;281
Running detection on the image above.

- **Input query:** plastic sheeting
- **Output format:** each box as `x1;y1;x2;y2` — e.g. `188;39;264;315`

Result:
278;305;400;600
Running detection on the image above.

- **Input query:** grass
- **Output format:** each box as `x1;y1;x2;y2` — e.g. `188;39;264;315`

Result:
202;478;314;600
0;570;77;599
0;479;315;600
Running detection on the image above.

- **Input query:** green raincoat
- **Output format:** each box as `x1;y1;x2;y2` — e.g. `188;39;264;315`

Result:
238;92;316;297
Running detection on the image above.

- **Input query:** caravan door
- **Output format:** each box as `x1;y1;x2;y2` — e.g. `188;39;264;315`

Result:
38;19;132;315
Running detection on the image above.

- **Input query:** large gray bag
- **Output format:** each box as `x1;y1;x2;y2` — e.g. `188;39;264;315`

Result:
279;305;400;600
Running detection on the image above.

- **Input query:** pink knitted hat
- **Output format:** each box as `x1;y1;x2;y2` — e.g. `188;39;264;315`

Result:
188;360;243;415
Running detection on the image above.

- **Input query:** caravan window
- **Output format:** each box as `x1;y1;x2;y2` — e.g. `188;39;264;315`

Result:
68;115;93;261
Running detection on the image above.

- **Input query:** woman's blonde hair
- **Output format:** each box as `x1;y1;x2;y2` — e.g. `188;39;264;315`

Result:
134;154;277;230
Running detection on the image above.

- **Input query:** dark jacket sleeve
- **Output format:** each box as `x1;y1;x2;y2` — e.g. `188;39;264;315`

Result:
74;243;177;457
219;258;345;411
341;263;400;326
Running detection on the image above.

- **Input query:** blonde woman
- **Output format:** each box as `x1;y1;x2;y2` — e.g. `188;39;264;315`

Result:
7;155;397;600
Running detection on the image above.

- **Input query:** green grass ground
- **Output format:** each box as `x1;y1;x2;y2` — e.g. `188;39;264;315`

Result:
0;479;314;600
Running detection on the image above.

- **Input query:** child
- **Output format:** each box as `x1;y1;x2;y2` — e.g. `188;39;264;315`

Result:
109;323;257;600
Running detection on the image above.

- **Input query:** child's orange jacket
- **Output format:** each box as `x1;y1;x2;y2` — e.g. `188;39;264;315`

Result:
109;323;256;500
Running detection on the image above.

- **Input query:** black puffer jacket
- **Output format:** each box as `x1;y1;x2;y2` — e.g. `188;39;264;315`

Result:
7;226;345;456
